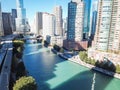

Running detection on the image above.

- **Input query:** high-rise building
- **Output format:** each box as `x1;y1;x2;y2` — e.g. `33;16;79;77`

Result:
63;18;67;37
53;6;63;36
16;0;29;32
0;2;4;36
94;0;120;51
67;0;84;41
63;0;88;50
33;12;43;35
90;11;97;40
83;0;91;39
11;9;17;31
2;13;13;35
112;0;120;51
42;12;55;40
89;0;98;40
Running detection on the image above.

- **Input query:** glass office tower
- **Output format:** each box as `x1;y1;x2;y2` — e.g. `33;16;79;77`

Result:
67;0;84;41
16;0;28;32
83;0;91;39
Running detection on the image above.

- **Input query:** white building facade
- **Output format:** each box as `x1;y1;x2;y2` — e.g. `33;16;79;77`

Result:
63;18;67;38
94;0;120;51
53;6;63;36
33;12;43;35
42;13;55;40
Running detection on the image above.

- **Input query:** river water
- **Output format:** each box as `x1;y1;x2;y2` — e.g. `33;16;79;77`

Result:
23;43;120;90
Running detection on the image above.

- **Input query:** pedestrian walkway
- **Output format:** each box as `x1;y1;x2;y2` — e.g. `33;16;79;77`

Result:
0;42;13;90
0;44;7;68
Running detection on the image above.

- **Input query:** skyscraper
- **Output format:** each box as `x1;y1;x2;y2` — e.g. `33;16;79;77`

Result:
90;11;97;40
90;1;98;40
16;0;29;32
11;9;17;31
33;12;43;35
63;0;88;50
63;18;67;37
83;0;91;39
53;6;63;36
94;0;120;51
0;2;4;36
2;13;13;35
42;12;55;40
67;0;84;41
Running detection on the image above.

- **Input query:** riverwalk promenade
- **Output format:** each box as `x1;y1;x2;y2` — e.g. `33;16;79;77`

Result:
0;35;16;90
51;48;120;79
68;55;120;79
0;42;13;90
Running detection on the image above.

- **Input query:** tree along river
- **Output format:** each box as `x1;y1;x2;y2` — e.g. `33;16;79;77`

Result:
23;43;120;90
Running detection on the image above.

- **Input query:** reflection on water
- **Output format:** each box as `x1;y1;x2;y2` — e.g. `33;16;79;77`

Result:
23;43;120;90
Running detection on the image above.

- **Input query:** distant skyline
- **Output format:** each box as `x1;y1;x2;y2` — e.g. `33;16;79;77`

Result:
1;0;98;24
1;0;70;24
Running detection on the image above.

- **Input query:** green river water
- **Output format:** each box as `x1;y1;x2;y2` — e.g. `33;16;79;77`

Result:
23;43;120;90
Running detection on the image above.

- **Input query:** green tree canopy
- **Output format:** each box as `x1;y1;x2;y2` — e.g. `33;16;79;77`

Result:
13;76;37;90
13;40;24;48
79;51;88;61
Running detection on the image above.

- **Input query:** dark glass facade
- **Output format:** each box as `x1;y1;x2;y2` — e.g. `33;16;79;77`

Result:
83;0;91;39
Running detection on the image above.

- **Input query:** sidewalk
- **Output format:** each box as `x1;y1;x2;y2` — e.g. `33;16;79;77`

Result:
0;42;13;90
51;48;120;79
0;44;7;66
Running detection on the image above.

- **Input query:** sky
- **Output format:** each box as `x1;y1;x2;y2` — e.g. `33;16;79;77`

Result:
1;0;98;25
1;0;70;24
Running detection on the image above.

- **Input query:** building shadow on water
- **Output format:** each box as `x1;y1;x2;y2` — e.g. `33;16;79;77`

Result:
34;60;116;90
36;68;116;90
23;43;117;90
53;67;116;90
